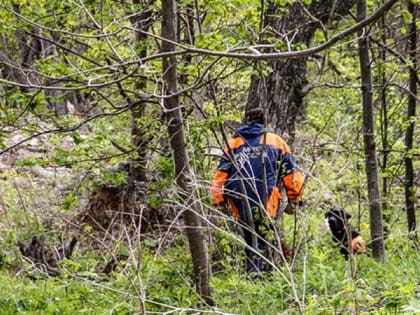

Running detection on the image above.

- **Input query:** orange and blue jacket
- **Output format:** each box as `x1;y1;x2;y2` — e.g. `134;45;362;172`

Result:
210;123;304;218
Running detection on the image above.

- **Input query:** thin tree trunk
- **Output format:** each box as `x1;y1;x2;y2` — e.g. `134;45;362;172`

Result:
404;1;417;241
129;1;155;182
357;0;385;261
161;0;214;305
378;11;390;238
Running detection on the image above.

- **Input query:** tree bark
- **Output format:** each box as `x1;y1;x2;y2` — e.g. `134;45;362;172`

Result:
357;0;385;261
246;0;356;142
404;1;418;241
129;0;156;182
378;12;390;237
161;0;214;305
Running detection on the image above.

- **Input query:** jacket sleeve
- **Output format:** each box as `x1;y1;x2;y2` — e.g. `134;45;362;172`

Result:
210;170;229;205
278;152;304;202
282;171;304;202
210;145;233;205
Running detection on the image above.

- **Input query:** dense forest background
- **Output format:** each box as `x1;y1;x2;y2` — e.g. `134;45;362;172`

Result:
0;0;419;314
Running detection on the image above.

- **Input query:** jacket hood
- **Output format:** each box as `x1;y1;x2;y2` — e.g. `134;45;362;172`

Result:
233;123;270;138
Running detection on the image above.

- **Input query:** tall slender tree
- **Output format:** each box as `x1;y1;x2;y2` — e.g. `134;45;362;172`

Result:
161;0;213;305
377;9;391;237
404;0;418;242
357;0;385;260
129;0;156;182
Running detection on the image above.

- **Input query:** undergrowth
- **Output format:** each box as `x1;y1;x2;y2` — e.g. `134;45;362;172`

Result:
0;226;419;315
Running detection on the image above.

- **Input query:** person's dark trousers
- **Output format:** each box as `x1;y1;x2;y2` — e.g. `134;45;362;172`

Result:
241;208;271;273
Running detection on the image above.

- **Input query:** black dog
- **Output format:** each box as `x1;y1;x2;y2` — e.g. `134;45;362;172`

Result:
325;209;366;258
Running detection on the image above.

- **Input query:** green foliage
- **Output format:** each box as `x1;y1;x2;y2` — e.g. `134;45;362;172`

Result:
0;272;137;314
1;199;420;315
62;192;80;211
0;0;418;314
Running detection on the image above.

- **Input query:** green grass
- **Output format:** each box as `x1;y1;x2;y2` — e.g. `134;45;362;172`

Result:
0;232;419;315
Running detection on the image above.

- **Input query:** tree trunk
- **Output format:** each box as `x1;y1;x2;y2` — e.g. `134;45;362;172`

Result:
378;12;390;238
129;1;156;182
161;0;214;305
404;1;418;241
246;0;356;142
357;0;385;261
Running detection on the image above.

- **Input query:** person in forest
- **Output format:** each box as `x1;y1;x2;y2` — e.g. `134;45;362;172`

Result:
210;108;304;273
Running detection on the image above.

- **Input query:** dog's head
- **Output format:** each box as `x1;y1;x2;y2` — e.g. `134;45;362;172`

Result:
324;208;365;257
325;208;351;234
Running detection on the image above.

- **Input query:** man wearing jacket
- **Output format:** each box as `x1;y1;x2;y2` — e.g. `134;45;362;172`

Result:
210;108;304;273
